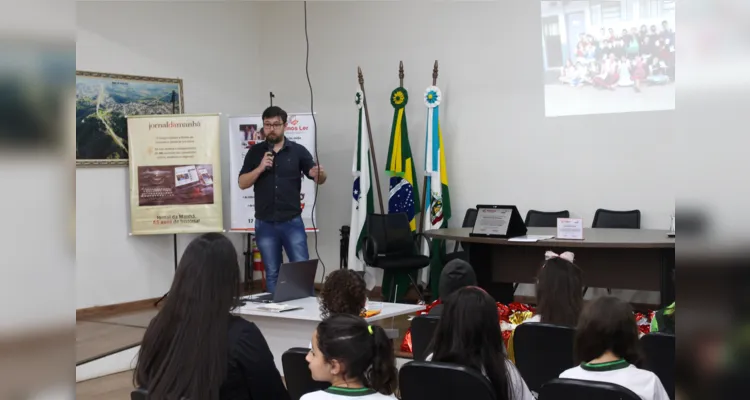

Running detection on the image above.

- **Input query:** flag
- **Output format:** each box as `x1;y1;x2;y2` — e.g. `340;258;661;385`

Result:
348;90;376;290
386;87;420;229
422;85;452;294
382;87;421;301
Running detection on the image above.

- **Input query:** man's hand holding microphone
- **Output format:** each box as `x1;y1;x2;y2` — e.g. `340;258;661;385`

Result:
258;152;274;172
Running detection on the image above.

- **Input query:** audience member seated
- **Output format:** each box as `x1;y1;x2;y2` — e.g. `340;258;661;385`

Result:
319;269;368;318
560;296;669;400
429;259;477;316
134;233;289;400
526;251;583;327
650;302;675;335
303;314;398;399
426;287;535;400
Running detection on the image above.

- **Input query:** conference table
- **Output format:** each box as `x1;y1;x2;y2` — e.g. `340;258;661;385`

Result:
234;296;424;372
424;227;675;307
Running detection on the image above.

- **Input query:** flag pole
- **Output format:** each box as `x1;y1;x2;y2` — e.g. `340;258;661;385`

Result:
418;60;439;237
358;67;386;213
399;60;404;88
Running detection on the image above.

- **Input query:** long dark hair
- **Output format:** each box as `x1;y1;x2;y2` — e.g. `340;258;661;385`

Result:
536;257;583;327
316;314;397;395
134;233;240;400
574;296;642;366
430;287;513;400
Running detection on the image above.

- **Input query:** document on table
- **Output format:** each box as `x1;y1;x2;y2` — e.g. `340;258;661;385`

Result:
508;235;555;242
255;303;303;313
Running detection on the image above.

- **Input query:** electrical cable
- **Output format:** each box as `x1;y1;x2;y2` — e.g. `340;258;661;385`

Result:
303;1;326;284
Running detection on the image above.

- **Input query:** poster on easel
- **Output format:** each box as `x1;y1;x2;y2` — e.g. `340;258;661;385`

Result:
228;113;318;232
127;113;223;235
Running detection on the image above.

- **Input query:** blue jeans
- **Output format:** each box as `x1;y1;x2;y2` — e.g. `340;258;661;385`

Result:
255;215;309;294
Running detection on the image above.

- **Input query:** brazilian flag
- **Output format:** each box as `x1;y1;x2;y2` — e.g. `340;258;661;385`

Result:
381;87;421;302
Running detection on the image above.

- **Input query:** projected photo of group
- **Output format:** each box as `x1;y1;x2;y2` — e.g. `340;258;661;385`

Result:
137;164;215;206
541;0;676;117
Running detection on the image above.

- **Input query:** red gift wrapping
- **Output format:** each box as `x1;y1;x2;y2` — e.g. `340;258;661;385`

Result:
401;329;413;353
417;299;441;316
502;330;513;347
497;303;511;322
508;302;531;313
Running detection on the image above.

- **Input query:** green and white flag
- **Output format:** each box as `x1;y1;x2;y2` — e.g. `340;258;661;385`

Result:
348;90;376;289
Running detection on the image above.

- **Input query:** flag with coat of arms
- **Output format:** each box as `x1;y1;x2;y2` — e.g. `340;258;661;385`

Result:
422;85;451;294
381;86;421;301
348;90;376;290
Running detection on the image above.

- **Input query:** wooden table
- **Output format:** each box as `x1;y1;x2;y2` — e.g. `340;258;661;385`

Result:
424;227;675;307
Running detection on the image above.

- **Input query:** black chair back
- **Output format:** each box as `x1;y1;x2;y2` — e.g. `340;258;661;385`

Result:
366;213;416;256
514;322;576;393
641;333;675;400
130;389;148;400
410;315;440;361
525;209;570;228
400;361;495;400
539;378;641;400
592;209;641;229
454;208;478;251
282;348;330;400
444;208;479;263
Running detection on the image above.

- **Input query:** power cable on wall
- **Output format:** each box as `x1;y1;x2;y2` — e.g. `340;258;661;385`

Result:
303;1;326;283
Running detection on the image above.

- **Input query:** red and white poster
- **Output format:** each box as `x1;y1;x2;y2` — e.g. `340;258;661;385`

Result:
228;113;317;231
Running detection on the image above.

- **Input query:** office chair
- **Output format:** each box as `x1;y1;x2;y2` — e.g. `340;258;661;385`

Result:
400;361;495;400
282;348;330;400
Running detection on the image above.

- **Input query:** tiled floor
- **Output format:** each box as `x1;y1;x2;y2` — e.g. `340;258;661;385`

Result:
76;308;158;399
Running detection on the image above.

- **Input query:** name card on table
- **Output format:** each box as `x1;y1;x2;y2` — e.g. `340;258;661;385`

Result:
557;218;584;240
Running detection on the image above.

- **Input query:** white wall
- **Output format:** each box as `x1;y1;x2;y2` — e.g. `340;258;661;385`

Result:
258;1;673;301
76;1;264;309
77;1;673;308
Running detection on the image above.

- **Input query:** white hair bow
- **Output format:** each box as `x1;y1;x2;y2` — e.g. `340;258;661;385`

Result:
545;250;575;263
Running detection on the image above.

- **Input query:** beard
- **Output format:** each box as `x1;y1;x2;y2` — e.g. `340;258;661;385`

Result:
266;133;283;144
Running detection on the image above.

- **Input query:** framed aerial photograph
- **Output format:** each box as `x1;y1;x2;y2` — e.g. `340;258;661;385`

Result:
76;71;184;166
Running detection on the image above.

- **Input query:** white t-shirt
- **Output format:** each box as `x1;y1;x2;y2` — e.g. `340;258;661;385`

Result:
300;387;395;400
425;353;535;400
559;360;669;400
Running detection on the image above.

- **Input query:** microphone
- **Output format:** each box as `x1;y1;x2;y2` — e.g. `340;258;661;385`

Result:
264;150;275;171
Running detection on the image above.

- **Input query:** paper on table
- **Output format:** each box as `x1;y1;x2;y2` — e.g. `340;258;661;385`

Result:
256;303;303;313
508;235;555;242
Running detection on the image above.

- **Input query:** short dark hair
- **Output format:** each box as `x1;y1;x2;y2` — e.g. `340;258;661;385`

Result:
319;269;367;318
574;296;642;366
316;314;398;395
262;106;287;123
536;257;583;327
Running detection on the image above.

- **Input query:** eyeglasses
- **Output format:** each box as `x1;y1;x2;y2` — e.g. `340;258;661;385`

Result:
263;122;284;130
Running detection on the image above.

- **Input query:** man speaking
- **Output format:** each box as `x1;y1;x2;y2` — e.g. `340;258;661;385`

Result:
238;106;326;293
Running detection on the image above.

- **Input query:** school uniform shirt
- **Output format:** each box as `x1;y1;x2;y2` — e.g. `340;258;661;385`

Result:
300;387;396;400
425;353;535;400
559;359;669;400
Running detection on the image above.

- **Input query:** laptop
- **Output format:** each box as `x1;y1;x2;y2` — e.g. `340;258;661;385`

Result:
251;259;318;303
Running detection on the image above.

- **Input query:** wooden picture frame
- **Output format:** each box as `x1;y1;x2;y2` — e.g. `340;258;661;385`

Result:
76;71;184;167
